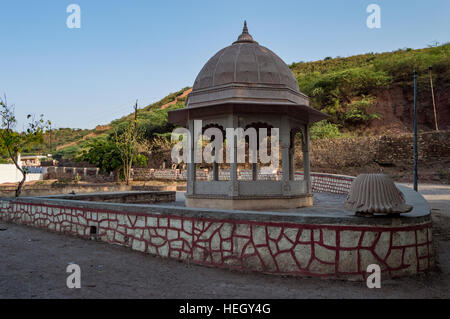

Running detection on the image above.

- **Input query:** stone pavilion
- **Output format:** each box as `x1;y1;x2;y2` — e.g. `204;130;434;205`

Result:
168;22;328;210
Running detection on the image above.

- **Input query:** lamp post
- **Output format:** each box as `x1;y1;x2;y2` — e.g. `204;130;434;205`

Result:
413;70;418;192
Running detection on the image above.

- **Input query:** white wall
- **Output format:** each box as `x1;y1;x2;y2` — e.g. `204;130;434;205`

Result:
0;164;44;184
25;173;44;182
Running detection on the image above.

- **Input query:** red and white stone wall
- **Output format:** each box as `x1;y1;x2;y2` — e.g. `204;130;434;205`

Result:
0;197;434;280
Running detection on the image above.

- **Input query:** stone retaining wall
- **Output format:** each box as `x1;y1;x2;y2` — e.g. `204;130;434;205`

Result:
0;181;434;280
50;191;175;204
45;166;114;182
0;183;132;197
303;130;450;169
0;199;433;280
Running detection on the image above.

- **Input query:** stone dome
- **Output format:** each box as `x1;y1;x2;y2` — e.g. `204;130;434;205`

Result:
187;22;309;108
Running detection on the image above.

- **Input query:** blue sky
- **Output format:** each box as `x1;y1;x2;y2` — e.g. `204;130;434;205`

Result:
0;0;449;130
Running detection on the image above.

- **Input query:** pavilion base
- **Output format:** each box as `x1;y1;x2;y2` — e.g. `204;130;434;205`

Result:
185;194;313;210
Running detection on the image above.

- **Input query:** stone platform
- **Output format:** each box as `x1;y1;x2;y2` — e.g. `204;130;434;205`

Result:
185;194;313;210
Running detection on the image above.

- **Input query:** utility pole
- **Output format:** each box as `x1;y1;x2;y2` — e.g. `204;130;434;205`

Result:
134;99;138;133
49;124;52;155
134;99;138;122
129;100;138;185
133;99;138;140
428;66;439;131
413;70;418;192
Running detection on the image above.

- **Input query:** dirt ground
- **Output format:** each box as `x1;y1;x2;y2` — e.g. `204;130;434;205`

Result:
0;184;449;299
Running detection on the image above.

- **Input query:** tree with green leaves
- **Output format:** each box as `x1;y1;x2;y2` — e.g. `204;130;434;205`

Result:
77;129;146;184
0;96;50;197
76;138;122;179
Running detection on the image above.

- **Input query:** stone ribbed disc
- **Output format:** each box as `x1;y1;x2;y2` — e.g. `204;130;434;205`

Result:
345;174;413;214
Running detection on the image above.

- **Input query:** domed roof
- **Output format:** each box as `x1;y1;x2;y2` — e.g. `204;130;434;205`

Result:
187;22;309;108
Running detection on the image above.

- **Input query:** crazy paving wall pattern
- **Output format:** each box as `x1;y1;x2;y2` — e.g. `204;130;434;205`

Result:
0;200;433;279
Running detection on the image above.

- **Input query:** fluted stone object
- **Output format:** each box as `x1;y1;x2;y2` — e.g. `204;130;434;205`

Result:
345;174;413;216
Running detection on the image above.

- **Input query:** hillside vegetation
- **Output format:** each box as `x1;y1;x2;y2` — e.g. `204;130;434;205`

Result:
48;88;189;159
292;43;450;134
48;43;450;159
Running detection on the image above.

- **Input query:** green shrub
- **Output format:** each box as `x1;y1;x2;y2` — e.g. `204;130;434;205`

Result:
297;67;389;124
343;96;381;124
309;121;345;140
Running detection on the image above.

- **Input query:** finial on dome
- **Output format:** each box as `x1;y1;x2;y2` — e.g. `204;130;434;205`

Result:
233;20;257;44
243;20;248;33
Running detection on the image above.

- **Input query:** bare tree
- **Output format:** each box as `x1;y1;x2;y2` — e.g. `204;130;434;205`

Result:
114;123;139;185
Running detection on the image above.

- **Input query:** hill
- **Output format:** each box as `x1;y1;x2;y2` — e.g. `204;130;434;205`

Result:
46;87;190;159
291;43;450;134
46;44;450;159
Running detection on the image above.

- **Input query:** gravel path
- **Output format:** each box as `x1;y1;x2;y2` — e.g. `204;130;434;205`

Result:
0;184;449;299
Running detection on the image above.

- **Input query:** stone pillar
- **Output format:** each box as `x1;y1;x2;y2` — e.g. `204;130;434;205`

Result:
212;139;219;181
187;119;196;195
280;117;290;182
212;161;219;181
289;131;295;181
251;163;258;181
302;124;311;193
228;114;238;196
251;131;258;181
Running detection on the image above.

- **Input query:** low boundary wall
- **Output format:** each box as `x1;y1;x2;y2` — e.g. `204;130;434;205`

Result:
49;191;175;204
298;172;354;194
45;166;113;182
133;169;354;195
0;184;131;197
0;179;434;280
0;165;44;184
